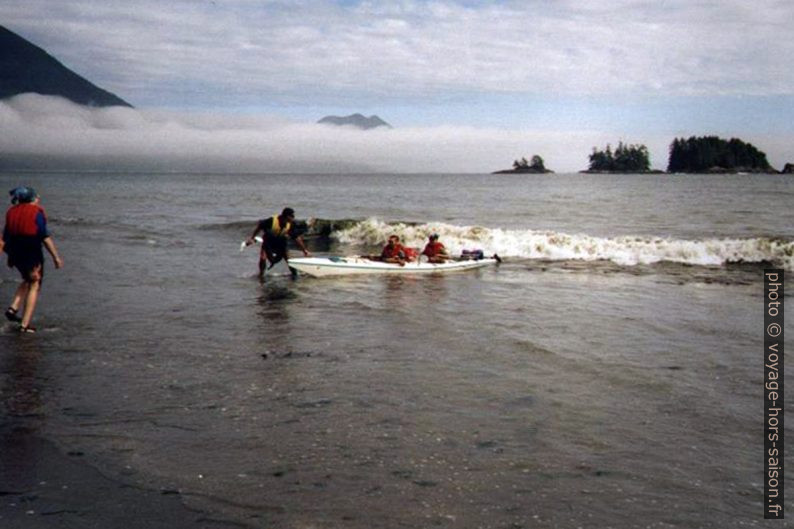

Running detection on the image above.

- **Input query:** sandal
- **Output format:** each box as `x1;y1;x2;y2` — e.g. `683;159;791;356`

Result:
18;325;36;334
5;307;22;323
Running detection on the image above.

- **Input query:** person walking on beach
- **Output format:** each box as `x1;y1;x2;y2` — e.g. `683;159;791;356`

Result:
245;207;310;280
2;187;64;333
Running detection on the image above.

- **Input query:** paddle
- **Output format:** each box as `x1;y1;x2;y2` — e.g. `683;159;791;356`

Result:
240;236;264;251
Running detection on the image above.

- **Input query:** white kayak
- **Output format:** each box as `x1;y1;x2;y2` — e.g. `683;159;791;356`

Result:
288;256;498;277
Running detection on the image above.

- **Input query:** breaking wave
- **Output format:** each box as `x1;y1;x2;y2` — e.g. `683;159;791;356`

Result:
333;218;794;270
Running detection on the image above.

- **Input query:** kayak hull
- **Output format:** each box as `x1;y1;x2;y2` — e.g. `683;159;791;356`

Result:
288;256;497;277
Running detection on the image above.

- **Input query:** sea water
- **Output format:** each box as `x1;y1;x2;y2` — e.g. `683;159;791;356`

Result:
0;171;792;528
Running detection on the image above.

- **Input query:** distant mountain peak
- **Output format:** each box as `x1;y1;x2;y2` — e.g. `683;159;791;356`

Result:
0;25;132;108
317;114;391;130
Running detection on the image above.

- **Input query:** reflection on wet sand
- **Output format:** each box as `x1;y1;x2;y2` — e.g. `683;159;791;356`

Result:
1;341;44;421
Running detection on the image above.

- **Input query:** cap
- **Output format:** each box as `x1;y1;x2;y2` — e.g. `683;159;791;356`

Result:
9;186;37;204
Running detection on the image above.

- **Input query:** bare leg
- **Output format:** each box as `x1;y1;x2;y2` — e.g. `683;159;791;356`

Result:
258;247;268;280
9;282;29;312
258;258;267;280
20;266;42;328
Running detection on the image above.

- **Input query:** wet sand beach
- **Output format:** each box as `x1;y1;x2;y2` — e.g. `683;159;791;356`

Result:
0;340;241;528
0;426;219;529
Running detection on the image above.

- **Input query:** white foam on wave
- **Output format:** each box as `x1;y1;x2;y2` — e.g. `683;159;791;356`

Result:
334;218;794;270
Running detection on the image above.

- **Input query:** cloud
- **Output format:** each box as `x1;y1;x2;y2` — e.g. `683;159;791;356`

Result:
0;94;713;173
1;0;792;108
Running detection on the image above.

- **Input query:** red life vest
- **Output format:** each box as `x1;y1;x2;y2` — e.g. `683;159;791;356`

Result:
422;241;445;257
5;203;46;238
403;247;419;261
381;243;404;259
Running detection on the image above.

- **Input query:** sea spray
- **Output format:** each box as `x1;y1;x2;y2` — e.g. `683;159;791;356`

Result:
333;218;794;270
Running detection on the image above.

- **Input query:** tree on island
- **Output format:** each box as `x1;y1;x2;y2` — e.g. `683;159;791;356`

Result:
493;155;553;174
588;142;650;172
512;155;548;172
667;136;774;173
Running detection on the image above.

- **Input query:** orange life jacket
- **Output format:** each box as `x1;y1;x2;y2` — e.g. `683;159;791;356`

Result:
403;247;419;261
5;203;46;238
422;241;445;257
381;243;404;259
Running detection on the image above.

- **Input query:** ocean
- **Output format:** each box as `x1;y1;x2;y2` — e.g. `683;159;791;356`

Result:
0;171;792;528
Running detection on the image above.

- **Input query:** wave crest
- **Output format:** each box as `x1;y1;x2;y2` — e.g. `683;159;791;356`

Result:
334;218;794;270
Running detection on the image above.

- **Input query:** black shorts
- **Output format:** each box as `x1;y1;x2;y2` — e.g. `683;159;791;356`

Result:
5;237;44;282
261;237;288;264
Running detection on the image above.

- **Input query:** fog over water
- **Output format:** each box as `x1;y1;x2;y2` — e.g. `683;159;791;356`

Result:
0;94;763;174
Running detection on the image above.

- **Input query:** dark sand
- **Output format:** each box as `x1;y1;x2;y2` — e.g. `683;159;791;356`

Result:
0;330;254;528
0;425;247;529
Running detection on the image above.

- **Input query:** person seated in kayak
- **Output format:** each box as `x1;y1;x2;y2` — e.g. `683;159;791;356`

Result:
379;234;407;266
246;207;310;279
421;233;449;263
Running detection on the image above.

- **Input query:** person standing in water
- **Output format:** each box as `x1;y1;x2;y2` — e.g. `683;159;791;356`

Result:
245;207;310;280
2;187;64;333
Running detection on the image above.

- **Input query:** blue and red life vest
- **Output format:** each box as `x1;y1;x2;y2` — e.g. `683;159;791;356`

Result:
4;203;47;239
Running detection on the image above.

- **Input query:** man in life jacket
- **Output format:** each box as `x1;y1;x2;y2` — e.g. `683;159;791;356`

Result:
421;233;449;263
245;207;310;280
2;186;64;333
379;235;407;266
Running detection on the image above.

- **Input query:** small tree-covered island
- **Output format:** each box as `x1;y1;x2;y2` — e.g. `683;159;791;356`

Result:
494;136;787;174
583;142;660;173
492;155;554;174
667;136;775;173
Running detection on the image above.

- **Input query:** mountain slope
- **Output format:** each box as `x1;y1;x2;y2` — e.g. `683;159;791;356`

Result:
0;25;132;107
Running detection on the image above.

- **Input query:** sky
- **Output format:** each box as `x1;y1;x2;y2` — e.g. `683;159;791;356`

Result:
1;0;793;172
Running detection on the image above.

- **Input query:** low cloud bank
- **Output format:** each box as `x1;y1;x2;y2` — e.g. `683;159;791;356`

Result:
0;95;786;173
